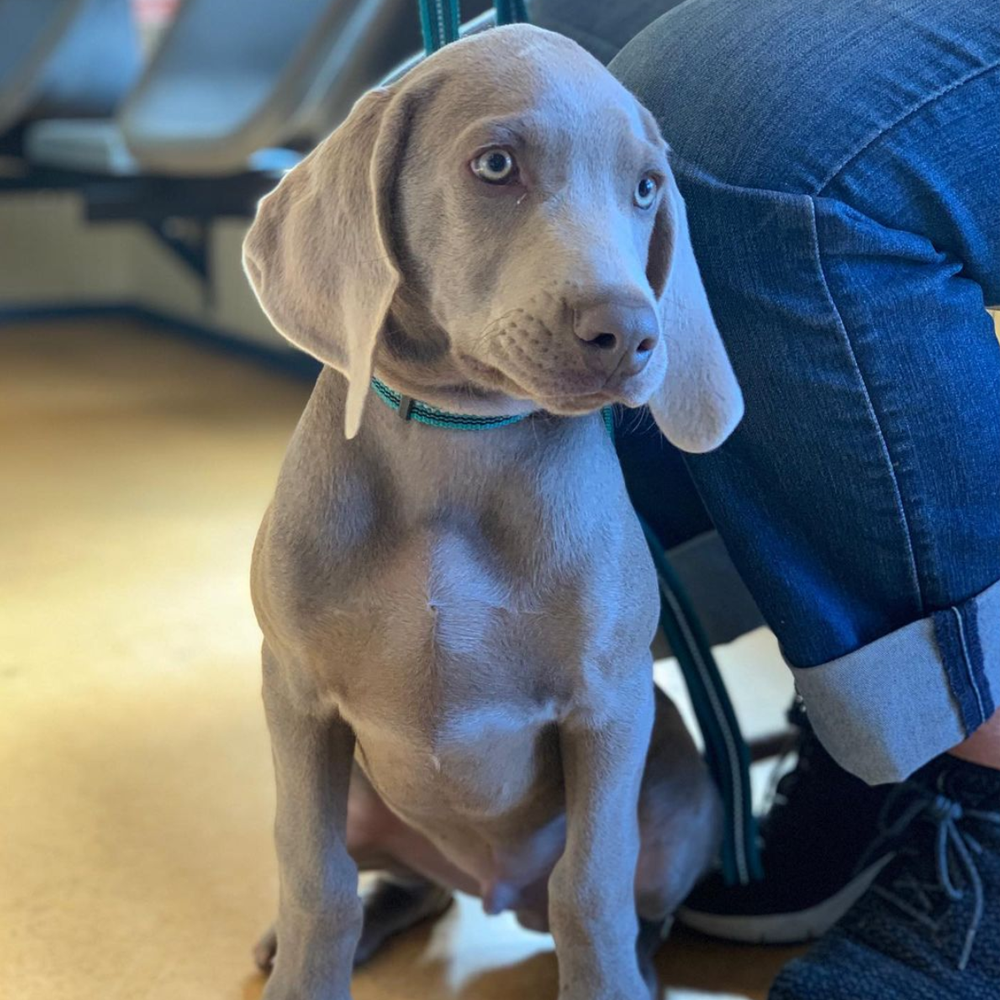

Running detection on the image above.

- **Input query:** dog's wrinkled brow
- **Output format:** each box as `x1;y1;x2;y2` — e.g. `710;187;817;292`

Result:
457;108;663;169
457;115;540;152
604;104;665;160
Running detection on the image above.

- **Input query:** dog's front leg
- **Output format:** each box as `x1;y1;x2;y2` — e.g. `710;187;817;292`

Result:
262;647;361;1000
549;675;655;1000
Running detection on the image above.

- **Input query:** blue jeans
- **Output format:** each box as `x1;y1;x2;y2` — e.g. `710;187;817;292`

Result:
538;0;1000;783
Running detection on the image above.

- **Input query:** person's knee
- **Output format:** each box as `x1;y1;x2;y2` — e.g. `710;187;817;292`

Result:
608;0;811;188
609;0;996;197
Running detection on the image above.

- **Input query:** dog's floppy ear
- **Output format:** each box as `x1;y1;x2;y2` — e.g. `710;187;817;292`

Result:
645;169;744;453
243;88;403;438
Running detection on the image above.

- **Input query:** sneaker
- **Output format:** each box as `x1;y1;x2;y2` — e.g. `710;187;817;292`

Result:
678;699;896;944
769;754;1000;1000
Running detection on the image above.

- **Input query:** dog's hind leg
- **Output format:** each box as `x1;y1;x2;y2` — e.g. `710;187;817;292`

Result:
631;686;723;995
636;688;722;924
354;876;454;966
635;689;722;1000
348;765;458;965
637;916;671;999
254;763;457;971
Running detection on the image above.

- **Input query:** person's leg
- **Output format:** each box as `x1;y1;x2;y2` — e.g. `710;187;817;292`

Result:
607;1;1000;995
951;705;1000;767
610;0;1000;786
530;0;682;65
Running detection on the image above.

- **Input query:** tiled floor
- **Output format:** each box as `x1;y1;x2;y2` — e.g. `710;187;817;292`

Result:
0;320;803;1000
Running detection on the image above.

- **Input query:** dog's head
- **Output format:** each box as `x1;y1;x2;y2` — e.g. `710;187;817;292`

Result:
243;25;742;450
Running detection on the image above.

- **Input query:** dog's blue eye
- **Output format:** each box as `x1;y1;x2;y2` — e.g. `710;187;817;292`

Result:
634;174;658;209
472;148;517;184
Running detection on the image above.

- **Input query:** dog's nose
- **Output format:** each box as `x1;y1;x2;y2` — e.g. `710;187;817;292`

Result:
574;300;659;378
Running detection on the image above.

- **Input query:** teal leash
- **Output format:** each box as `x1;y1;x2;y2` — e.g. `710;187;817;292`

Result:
418;0;459;52
639;515;762;885
418;0;527;53
410;0;762;886
494;0;528;25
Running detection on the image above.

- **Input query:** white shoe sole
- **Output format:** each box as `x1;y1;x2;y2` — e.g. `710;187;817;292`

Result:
676;855;893;945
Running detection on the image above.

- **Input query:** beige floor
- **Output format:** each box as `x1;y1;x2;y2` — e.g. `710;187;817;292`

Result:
0;320;803;1000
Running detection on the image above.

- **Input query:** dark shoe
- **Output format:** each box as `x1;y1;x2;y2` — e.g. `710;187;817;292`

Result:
770;754;1000;1000
678;699;896;943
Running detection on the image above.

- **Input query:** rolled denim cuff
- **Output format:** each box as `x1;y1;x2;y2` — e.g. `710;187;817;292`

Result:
790;578;1000;785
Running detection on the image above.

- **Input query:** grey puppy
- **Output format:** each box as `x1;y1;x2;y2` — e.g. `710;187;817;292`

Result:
243;24;743;1000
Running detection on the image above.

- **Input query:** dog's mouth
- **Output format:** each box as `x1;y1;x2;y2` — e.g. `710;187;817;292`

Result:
457;353;654;416
535;391;617;415
458;354;608;409
455;354;516;389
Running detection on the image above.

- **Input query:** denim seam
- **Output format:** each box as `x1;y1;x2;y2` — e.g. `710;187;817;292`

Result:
935;608;984;733
805;197;923;609
816;60;1000;196
953;606;987;727
966;600;997;721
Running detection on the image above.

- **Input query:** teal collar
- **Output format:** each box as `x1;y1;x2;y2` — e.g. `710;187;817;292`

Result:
370;376;530;431
370;375;616;437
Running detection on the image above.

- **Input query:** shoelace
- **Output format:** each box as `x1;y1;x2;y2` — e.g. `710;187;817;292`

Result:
758;699;820;835
856;780;1000;970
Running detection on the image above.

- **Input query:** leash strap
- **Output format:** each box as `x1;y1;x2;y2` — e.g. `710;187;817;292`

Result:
418;0;460;53
639;515;762;885
494;0;529;25
419;0;528;54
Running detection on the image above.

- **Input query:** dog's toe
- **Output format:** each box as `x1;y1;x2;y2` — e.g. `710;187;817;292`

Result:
252;925;277;972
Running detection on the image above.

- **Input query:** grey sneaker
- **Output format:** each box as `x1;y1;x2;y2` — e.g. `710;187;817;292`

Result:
769;754;1000;1000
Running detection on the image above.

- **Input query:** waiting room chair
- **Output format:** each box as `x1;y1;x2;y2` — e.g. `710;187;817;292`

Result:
0;0;140;146
27;0;444;175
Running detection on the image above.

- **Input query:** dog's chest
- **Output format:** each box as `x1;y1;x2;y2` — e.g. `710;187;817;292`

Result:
331;551;569;824
332;521;578;724
257;406;659;819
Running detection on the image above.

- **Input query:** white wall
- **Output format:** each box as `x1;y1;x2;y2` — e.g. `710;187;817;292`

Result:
0;190;288;352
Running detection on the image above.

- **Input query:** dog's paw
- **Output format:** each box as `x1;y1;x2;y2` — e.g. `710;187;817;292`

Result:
253;924;278;972
260;963;353;1000
560;965;652;1000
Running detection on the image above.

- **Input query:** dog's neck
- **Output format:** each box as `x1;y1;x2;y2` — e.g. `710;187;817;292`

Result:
374;297;537;420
